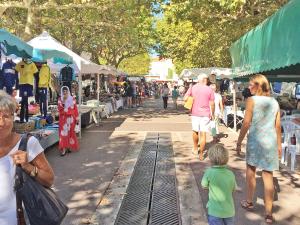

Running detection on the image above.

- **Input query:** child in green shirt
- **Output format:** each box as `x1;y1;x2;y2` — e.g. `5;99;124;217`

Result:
201;144;237;225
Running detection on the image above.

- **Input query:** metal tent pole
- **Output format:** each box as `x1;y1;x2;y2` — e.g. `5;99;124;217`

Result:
97;73;100;101
78;72;82;138
233;81;237;131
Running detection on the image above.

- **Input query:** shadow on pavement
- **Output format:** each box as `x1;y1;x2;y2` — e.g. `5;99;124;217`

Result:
45;113;142;225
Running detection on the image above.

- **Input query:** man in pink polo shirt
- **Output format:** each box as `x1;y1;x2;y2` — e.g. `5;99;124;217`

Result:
184;73;215;160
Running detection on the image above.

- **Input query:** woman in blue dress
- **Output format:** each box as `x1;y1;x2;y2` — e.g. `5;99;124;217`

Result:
236;74;281;224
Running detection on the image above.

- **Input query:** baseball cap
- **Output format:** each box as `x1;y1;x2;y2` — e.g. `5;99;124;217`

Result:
197;73;208;81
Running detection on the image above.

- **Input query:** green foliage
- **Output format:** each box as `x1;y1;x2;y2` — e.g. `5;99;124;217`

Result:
118;53;151;76
0;0;158;71
167;68;173;79
156;0;288;74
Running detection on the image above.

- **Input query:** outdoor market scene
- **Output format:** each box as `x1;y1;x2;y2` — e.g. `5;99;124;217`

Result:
0;0;300;225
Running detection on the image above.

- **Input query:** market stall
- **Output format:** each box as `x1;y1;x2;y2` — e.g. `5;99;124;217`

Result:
230;0;300;170
28;31;116;132
0;29;72;149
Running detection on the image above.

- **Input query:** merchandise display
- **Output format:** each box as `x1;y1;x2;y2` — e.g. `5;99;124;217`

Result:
16;59;38;122
1;59;18;94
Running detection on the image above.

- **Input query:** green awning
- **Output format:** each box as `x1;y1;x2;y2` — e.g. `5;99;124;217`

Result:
0;29;33;58
230;0;300;80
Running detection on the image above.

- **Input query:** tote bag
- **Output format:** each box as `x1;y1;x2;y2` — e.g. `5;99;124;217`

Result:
184;87;194;110
15;135;68;225
184;96;194;110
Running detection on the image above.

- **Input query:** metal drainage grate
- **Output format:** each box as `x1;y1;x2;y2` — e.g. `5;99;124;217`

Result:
114;133;181;225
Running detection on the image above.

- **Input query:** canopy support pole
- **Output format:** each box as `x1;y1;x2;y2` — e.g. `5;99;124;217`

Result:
97;73;100;101
233;81;237;131
78;72;82;139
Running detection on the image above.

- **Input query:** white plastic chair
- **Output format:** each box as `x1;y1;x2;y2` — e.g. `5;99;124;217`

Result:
281;120;300;171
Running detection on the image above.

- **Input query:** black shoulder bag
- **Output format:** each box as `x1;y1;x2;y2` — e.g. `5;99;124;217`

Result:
14;134;68;225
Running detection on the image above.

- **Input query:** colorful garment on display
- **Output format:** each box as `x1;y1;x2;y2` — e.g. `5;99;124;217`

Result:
19;84;33;97
58;87;79;151
1;60;18;93
16;60;38;86
60;65;74;82
39;64;51;88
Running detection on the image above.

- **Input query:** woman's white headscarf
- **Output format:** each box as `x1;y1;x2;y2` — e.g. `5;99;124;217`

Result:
61;86;74;109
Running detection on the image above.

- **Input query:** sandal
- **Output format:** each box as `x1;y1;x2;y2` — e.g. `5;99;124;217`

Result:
265;215;274;224
60;149;67;157
240;200;254;211
192;148;199;155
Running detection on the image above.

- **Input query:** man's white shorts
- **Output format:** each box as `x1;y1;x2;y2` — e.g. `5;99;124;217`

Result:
191;116;210;132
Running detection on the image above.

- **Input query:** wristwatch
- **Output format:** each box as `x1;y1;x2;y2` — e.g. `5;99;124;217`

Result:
30;166;38;178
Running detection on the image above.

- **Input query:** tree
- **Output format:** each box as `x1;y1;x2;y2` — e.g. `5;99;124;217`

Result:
155;0;288;74
0;0;158;69
118;53;151;76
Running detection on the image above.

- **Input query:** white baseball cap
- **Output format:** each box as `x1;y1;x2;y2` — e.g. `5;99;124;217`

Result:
197;73;208;81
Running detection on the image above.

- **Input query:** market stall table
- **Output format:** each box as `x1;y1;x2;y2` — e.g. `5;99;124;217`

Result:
281;115;300;171
29;127;59;149
80;104;108;125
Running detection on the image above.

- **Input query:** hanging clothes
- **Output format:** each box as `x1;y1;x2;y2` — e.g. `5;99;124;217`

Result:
220;79;230;93
1;60;18;95
15;60;38;86
16;60;38;122
60;65;74;92
38;64;51;118
58;86;79;151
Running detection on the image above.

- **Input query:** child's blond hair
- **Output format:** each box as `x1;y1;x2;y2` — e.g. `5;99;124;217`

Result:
208;144;229;165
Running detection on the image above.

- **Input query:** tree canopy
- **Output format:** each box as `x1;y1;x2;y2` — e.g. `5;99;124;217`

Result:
0;0;289;75
0;0;157;71
155;0;288;74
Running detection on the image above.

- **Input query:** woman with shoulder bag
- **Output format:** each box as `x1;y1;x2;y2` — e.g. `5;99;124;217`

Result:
0;90;54;225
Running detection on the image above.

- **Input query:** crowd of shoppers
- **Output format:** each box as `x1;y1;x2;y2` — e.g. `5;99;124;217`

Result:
181;73;280;225
0;71;282;225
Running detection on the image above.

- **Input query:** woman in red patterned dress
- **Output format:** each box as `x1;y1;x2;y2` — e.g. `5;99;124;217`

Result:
58;86;79;156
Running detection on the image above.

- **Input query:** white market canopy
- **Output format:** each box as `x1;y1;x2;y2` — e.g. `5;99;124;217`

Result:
180;67;233;80
28;31;115;75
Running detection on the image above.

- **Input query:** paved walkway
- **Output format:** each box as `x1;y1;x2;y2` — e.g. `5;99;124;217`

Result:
46;98;300;225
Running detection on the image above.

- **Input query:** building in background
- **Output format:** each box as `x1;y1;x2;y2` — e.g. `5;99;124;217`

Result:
149;57;178;81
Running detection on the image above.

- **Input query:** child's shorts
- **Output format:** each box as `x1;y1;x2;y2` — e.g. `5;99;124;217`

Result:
208;215;234;225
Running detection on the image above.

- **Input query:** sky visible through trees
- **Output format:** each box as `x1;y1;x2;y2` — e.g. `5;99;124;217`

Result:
0;0;287;75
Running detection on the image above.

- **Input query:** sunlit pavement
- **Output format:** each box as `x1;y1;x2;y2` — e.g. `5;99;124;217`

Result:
46;98;300;225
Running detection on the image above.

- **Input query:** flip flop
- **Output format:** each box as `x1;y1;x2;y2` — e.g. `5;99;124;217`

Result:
240;200;254;211
265;215;274;224
192;148;199;155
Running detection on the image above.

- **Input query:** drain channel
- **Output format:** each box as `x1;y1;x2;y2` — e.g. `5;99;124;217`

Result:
114;132;181;225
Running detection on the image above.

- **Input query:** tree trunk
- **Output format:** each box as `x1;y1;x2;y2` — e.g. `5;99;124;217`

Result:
23;0;34;40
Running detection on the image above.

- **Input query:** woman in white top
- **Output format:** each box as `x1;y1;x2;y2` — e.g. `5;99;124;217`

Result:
210;84;224;142
0;90;54;225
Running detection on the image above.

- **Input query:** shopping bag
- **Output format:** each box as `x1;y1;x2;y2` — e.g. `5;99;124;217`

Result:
184;96;194;110
210;121;217;137
15;135;68;225
75;124;81;133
